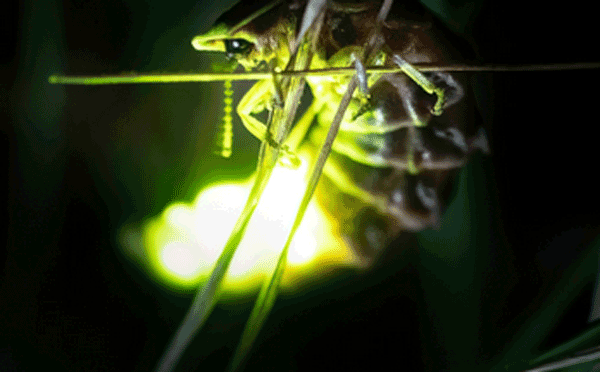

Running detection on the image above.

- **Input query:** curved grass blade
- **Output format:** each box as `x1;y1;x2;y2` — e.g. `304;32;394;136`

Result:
226;8;328;372
227;74;360;372
523;348;600;372
154;151;279;372
292;0;326;55
227;2;394;370
154;39;312;372
528;325;600;369
489;235;600;372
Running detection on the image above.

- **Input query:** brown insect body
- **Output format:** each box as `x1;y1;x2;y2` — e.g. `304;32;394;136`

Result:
202;0;488;264
311;2;487;262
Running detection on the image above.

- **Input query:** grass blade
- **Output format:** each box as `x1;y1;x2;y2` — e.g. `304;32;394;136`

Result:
292;0;326;55
154;151;279;372
523;349;600;372
489;236;600;372
154;38;310;372
227;2;395;370
227;74;360;372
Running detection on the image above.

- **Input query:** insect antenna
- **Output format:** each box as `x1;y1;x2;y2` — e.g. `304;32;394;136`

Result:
211;59;238;158
47;62;600;88
214;78;234;158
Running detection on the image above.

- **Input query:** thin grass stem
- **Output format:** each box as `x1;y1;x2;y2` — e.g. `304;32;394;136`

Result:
48;62;600;85
523;349;600;372
154;37;308;372
154;121;284;372
227;7;327;371
227;1;394;370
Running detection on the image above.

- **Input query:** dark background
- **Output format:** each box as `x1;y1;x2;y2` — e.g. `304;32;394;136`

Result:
2;0;600;371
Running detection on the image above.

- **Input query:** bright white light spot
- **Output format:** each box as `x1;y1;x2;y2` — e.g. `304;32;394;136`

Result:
160;242;201;278
121;150;356;294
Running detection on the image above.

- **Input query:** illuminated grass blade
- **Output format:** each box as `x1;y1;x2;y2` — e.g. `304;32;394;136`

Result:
292;0;326;55
155;125;293;372
227;75;360;372
228;2;394;370
155;56;308;372
153;146;280;372
154;10;319;370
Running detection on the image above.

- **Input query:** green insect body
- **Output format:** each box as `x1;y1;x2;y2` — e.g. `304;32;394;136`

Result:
193;0;489;262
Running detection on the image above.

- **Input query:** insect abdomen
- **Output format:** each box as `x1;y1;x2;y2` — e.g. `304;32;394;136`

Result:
307;4;487;263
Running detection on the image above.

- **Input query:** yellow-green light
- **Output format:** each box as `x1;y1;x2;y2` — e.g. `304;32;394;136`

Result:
120;150;357;297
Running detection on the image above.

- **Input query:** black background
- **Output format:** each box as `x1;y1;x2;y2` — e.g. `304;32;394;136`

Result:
2;1;600;371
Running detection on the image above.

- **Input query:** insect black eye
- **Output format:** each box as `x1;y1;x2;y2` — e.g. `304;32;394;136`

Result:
225;39;253;58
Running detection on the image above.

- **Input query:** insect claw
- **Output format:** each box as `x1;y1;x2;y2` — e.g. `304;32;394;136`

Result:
393;54;447;116
214;148;233;158
264;131;301;169
278;147;302;169
351;100;374;121
430;105;444;116
429;92;446;116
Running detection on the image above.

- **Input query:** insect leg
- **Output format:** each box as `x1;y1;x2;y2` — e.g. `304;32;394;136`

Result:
392;54;459;116
236;78;305;168
236;78;275;142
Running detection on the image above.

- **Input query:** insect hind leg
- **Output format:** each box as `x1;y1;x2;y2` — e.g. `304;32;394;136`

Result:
392;54;464;116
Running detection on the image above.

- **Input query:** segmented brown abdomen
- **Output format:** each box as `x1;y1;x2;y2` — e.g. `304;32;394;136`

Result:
307;3;488;265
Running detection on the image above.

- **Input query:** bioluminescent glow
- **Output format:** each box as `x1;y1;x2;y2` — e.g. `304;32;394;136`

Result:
120;151;357;296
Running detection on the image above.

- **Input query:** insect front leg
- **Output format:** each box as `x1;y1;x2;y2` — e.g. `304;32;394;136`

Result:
237;78;305;168
236;79;275;143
